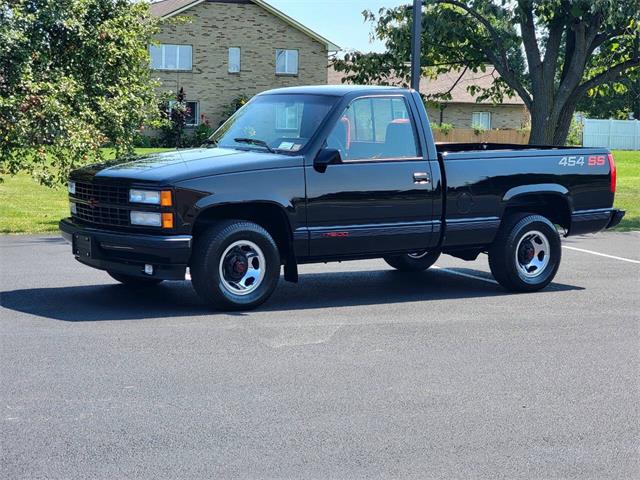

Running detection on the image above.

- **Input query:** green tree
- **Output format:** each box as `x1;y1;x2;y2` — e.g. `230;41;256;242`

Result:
332;0;640;145
0;0;162;185
577;75;640;119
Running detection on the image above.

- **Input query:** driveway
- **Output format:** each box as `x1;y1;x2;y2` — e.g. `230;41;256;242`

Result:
1;232;638;479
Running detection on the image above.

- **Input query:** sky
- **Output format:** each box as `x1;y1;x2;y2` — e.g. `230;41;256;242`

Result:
267;0;409;53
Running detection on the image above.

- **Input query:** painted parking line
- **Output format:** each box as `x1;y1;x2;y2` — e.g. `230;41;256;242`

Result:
562;246;640;265
433;266;499;285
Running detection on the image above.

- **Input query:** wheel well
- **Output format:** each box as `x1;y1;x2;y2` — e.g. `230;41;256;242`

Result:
502;194;571;231
192;203;293;258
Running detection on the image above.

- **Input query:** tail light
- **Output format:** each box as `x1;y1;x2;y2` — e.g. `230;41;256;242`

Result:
608;153;616;193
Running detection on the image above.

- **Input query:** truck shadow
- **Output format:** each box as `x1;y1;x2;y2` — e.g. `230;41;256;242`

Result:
0;268;583;322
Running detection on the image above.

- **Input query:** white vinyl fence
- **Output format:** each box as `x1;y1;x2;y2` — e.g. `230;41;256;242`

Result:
583;119;640;150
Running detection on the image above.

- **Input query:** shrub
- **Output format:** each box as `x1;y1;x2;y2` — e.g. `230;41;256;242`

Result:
432;123;453;135
220;94;251;125
132;131;152;148
472;124;487;136
160;87;191;148
191;114;215;146
566;116;584;146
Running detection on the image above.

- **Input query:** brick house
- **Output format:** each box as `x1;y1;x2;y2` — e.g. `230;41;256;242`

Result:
328;66;530;130
150;0;339;127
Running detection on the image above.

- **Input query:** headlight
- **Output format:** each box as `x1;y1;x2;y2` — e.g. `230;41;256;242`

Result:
129;189;173;206
70;202;77;215
68;181;76;195
130;189;160;204
130;211;161;227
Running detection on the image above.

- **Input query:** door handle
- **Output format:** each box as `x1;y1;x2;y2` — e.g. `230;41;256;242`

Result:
413;172;430;184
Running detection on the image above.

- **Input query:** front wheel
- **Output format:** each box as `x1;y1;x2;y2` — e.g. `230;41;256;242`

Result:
384;251;441;272
488;213;561;292
190;220;280;311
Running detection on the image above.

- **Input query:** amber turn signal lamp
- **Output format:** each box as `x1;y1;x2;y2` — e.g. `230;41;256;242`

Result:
160;190;173;206
162;213;174;229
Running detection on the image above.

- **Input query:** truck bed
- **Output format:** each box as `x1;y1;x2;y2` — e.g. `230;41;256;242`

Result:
436;142;579;154
434;143;614;248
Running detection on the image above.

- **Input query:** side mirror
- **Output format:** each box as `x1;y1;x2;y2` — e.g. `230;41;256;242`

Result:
314;148;342;173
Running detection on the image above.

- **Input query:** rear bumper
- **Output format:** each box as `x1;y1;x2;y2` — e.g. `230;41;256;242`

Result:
59;218;192;280
568;209;625;236
606;209;625;229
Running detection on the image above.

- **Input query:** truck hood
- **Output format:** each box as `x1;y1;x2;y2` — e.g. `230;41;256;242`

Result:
71;148;303;183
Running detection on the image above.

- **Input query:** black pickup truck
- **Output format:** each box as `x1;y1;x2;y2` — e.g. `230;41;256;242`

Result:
60;85;624;310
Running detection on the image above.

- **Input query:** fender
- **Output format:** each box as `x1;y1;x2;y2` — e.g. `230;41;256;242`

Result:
176;166;305;233
195;193;294;213
502;183;570;203
501;184;573;213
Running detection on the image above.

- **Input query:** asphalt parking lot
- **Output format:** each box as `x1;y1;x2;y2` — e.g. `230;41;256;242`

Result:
1;231;638;479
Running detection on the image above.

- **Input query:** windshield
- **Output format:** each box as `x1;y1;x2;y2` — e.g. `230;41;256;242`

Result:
208;94;338;153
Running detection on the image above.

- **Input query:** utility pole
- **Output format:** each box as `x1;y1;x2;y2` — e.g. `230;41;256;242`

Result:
410;0;422;91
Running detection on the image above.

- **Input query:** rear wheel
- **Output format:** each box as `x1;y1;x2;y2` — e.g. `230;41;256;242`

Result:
107;271;163;286
488;213;561;292
384;251;441;272
190;220;280;311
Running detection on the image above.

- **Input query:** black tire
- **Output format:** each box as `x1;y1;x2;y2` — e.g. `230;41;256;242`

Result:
107;271;164;286
190;220;280;311
384;251;441;272
488;213;561;292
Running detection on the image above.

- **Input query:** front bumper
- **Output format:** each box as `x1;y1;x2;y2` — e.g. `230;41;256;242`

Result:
59;218;192;280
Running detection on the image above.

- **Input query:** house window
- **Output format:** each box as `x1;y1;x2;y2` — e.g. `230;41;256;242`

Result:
276;49;298;75
392;98;409;120
275;102;303;130
149;44;192;71
184;101;199;126
228;47;241;73
472;111;491;130
168;100;199;126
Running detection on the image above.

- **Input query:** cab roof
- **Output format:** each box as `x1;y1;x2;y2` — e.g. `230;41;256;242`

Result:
260;85;412;97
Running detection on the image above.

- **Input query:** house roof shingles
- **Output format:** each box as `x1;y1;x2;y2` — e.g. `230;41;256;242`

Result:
327;65;524;105
151;0;200;18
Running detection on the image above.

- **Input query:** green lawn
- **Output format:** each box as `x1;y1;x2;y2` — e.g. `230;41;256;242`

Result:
0;148;638;234
610;150;640;231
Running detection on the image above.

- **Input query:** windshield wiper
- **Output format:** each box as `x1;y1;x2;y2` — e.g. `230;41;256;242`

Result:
233;137;275;153
201;138;218;148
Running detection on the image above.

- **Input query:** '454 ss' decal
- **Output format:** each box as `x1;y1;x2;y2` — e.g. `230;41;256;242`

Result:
559;155;606;167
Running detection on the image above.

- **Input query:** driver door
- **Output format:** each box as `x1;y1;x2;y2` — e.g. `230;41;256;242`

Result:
304;95;438;258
